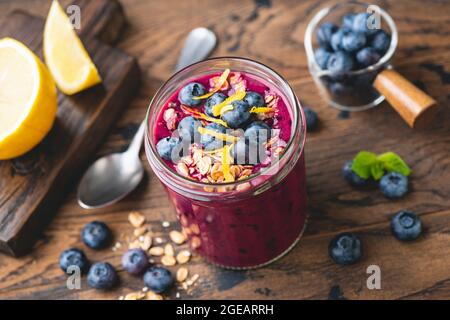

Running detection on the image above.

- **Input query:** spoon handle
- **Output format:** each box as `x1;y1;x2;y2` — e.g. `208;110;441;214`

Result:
127;121;146;157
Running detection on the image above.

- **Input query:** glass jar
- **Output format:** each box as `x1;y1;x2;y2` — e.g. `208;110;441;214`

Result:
304;1;398;111
144;57;307;269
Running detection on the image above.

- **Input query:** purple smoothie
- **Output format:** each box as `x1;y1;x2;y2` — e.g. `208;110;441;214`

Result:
148;66;307;268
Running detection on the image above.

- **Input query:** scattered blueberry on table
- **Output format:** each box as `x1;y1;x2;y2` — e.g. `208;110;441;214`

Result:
329;233;363;265
303;107;318;131
143;266;174;293
342;160;368;187
87;262;118;290
81;221;112;250
59;248;89;274
379;172;409;199
122;248;150;275
391;210;422;241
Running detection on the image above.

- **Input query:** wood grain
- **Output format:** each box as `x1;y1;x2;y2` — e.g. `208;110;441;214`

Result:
0;0;449;300
0;0;140;256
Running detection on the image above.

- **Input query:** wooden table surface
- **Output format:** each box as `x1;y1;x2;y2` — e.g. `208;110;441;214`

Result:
0;0;449;300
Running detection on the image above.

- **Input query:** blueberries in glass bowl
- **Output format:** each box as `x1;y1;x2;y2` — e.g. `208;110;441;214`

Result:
313;12;391;106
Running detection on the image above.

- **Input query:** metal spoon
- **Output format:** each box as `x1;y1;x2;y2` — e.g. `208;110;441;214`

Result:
77;27;217;209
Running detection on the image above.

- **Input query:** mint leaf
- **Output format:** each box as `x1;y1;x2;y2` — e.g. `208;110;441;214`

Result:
377;152;412;176
351;151;378;179
370;160;385;180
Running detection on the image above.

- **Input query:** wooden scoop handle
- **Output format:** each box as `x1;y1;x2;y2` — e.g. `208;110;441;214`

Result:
374;69;437;129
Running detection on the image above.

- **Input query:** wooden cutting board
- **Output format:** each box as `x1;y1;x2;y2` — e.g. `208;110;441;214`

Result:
0;0;140;256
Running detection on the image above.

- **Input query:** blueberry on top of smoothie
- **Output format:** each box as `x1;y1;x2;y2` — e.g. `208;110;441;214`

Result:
314;47;332;70
178;82;206;106
178;116;202;142
329;233;362;265
232;137;267;165
59;248;89;274
391;210;422;241
81;221;112;250
370;30;390;54
204;92;227;117
156;136;181;161
341;31;366;52
87;262;118;290
143;266;174;293
327;51;355;72
244;91;265;108
316;22;338;50
245;121;272;144
200;122;228;147
221;100;251;129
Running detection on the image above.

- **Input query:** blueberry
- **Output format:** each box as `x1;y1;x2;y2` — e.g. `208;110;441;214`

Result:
178;116;202;142
370;30;390;54
316;22;338;50
314;47;332;69
329;233;363;265
143;266;174;293
342;13;355;29
221;100;251;129
328;81;352;96
342;160;368;187
204;93;227;117
327;51;355;73
303;107;318;131
156;136;182;161
244;91;265;108
204;139;227;151
81;221;112;250
178;82;206;106
356;47;381;67
122;248;149;275
330;28;348;52
391;210;422;241
352;13;378;35
87;262;118;290
59;248;89;274
231;138;266;165
342;31;366;52
200;122;228;147
379;172;408;199
244;121;271;144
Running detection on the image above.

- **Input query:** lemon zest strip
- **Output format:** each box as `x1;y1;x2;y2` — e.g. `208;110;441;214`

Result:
193;69;230;100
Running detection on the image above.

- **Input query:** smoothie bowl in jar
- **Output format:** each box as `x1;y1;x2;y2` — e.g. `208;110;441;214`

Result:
144;57;307;269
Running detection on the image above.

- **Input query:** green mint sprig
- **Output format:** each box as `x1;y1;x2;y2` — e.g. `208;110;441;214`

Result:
351;151;411;181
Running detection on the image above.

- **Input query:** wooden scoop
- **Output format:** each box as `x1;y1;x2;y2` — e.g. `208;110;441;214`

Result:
374;69;437;129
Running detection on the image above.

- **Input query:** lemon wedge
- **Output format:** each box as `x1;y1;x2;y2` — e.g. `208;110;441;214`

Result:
43;0;101;95
0;38;57;160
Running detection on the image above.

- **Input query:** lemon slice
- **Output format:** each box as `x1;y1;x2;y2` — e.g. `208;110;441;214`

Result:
44;0;101;95
0;38;57;160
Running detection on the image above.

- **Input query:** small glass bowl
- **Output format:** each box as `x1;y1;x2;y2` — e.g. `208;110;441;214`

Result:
304;1;398;111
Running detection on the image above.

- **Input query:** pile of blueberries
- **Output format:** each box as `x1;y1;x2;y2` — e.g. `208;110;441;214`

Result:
157;83;272;165
59;221;174;293
314;12;391;105
328;160;422;265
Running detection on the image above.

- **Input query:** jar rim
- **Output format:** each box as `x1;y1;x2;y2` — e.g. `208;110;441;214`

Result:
304;1;398;77
144;56;306;189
